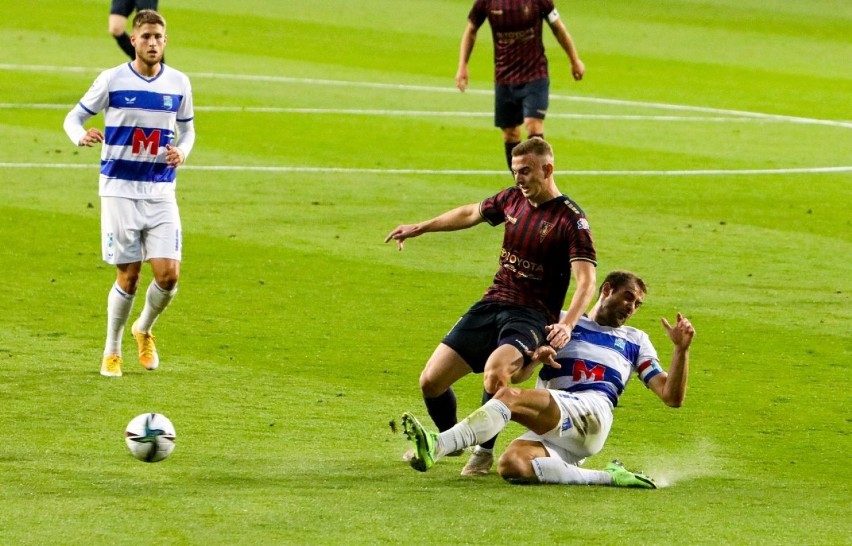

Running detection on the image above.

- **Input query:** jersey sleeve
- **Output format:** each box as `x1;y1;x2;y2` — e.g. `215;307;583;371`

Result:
468;0;489;28
77;70;111;115
634;331;663;387
540;0;558;22
479;187;512;226
176;75;194;123
567;212;596;263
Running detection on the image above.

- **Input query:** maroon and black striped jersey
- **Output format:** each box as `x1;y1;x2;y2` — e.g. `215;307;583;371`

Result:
479;186;596;323
468;0;556;85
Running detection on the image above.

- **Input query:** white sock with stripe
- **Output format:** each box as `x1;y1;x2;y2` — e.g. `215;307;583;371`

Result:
531;457;612;485
135;281;177;334
437;399;511;457
104;283;134;356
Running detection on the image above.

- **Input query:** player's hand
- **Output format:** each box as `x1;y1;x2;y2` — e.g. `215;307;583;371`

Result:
79;128;104;147
571;59;585;81
545;322;572;349
528;345;560;369
661;313;695;350
384;224;420;251
455;66;469;92
165;144;185;168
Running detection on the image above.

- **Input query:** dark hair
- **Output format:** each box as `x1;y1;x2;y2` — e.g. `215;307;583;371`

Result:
511;137;553;159
133;9;166;29
601;270;647;294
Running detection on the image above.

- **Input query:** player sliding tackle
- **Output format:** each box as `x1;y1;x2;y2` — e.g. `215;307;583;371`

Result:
402;271;695;488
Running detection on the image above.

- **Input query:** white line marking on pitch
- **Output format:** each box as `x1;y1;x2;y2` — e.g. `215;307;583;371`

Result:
1;163;849;176
0;103;767;122
1;64;850;129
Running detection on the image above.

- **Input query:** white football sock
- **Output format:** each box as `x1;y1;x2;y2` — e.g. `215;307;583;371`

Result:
437;399;511;457
531;457;612;485
135;281;177;334
104;283;134;356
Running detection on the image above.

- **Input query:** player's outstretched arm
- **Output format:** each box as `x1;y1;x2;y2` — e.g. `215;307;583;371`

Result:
546;260;595;348
511;345;561;384
648;313;695;407
384;203;483;251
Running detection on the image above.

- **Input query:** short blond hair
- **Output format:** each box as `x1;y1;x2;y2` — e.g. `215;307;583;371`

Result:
133;9;166;29
511;138;553;160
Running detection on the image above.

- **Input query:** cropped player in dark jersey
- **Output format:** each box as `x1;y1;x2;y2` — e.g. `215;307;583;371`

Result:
109;0;160;60
385;138;596;476
455;0;585;169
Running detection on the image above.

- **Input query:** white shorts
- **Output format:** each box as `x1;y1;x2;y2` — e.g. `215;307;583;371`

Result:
516;389;614;465
101;196;182;264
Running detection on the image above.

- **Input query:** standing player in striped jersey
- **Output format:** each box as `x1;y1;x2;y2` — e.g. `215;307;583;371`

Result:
385;138;596;476
455;0;585;170
401;271;695;489
63;10;195;377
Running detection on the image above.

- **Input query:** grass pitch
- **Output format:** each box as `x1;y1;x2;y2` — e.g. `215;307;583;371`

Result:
0;0;850;544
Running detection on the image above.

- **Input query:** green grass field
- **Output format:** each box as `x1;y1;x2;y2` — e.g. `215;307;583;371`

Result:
1;0;850;543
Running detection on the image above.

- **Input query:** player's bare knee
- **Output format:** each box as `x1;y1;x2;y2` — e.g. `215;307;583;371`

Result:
493;386;521;405
117;272;140;294
483;370;511;394
155;275;178;291
497;452;534;482
419;372;444;398
108;15;126;36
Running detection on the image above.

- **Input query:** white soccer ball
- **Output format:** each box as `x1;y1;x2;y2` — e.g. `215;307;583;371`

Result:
125;413;176;463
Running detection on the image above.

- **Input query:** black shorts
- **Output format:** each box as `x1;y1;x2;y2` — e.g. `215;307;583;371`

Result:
442;301;548;373
494;77;550;129
110;0;159;17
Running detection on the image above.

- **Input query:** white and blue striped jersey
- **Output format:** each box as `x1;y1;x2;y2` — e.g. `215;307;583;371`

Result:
537;315;664;406
64;62;195;200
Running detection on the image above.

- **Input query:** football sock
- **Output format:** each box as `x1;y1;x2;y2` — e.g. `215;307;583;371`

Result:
479;390;498;450
114;32;135;60
104;283;135;356
135;281;177;334
424;388;458;432
504;141;521;171
531;457;611;485
437;399;511;457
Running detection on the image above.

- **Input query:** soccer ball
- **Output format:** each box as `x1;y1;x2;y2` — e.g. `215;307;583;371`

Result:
125;413;176;462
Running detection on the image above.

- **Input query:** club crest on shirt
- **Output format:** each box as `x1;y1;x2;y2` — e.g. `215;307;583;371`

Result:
163;96;173;110
540;221;553;242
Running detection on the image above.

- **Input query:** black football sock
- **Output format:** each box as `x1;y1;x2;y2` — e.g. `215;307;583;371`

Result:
504;141;521;171
115;32;135;60
424;388;458;432
478;389;498;450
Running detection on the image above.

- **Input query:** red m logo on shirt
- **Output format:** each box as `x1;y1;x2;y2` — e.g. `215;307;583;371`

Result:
572;359;605;382
132;128;161;155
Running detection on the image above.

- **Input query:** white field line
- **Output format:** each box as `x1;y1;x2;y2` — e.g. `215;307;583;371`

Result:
1;163;849;177
2;63;851;129
0;102;766;122
2;64;849;176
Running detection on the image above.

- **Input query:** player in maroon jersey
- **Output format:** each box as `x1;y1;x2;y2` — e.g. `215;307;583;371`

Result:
385;138;596;476
455;0;585;170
